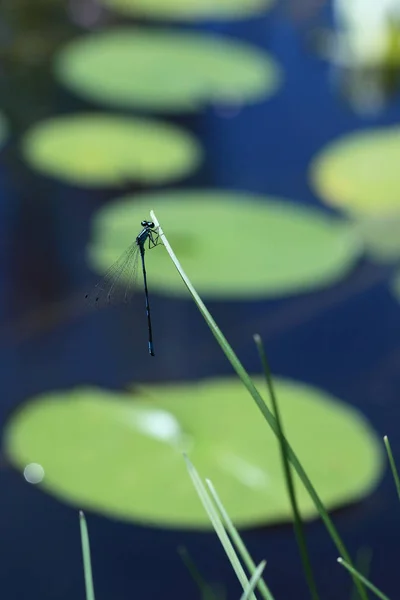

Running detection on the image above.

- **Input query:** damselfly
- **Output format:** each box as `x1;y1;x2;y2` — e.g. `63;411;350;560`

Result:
85;220;160;356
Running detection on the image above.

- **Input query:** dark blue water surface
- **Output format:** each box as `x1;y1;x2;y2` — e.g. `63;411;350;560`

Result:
1;4;400;599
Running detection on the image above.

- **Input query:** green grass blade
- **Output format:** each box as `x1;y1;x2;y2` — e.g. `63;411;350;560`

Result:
205;479;275;600
254;334;319;600
240;561;267;600
338;558;390;600
151;210;367;600
79;511;96;600
178;546;222;600
383;436;400;500
350;547;373;600
184;455;256;600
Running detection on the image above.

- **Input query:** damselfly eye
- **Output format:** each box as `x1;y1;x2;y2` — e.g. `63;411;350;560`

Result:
148;221;155;228
141;220;147;226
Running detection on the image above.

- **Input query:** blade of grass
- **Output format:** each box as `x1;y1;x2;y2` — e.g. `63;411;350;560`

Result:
254;334;319;600
183;454;256;600
383;436;400;500
338;558;390;600
151;210;367;600
178;546;222;600
205;479;274;600
240;561;267;600
79;511;96;600
350;547;373;600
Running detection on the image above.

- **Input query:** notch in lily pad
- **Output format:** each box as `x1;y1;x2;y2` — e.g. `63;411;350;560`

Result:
3;378;384;528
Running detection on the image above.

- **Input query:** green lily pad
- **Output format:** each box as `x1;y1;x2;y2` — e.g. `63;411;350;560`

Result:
354;214;400;263
21;113;202;187
98;0;274;21
54;28;282;111
0;112;9;149
87;190;361;299
4;378;384;529
391;268;400;300
310;127;400;216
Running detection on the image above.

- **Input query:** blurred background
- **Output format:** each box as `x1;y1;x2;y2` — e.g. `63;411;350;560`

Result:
1;0;400;598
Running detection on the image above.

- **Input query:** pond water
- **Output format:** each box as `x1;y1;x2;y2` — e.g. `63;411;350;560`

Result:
0;3;399;599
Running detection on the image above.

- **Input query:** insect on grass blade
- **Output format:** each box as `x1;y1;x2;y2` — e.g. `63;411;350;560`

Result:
85;220;160;355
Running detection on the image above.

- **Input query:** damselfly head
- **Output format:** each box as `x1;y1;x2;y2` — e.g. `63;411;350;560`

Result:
141;220;155;228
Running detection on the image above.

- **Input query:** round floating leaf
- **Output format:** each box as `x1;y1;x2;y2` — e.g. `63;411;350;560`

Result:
354;214;400;263
21;113;202;187
0;112;9;149
4;378;384;529
87;190;361;299
98;0;274;21
54;28;282;111
310;127;400;216
391;268;400;301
